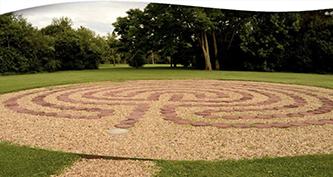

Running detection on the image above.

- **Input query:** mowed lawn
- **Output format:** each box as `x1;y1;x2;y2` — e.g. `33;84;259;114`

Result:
0;64;332;176
1;64;333;94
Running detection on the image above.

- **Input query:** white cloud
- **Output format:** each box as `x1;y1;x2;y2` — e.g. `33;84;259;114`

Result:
2;0;333;14
8;0;333;36
14;1;148;36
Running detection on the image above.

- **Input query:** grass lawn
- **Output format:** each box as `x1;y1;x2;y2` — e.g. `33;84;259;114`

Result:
1;64;333;94
0;64;332;176
0;142;80;177
155;154;333;177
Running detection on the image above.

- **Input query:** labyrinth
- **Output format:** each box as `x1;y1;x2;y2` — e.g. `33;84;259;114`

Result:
3;80;333;128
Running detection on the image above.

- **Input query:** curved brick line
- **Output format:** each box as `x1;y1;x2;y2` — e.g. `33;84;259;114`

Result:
145;90;229;101
5;89;116;119
159;88;332;128
298;91;333;114
190;86;331;120
56;88;137;106
4;81;333;129
178;88;281;107
5;90;59;116
7;87;136;121
48;84;333;119
83;89;146;102
81;84;260;103
88;87;235;102
162;113;333;128
278;88;333;115
115;103;150;128
103;86;232;99
162;113;333;129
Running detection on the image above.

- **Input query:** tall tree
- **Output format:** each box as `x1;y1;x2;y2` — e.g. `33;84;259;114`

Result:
42;17;100;70
143;3;195;68
239;13;301;71
209;10;252;70
103;32;122;66
0;13;55;73
176;6;214;70
113;8;150;68
284;10;333;73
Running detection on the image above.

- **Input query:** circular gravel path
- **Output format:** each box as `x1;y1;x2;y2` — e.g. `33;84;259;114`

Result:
1;80;332;162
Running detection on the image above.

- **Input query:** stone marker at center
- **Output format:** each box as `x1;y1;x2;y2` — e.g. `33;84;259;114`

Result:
107;129;129;135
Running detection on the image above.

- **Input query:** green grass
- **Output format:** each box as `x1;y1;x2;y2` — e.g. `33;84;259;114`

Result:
0;142;80;177
1;64;332;94
0;64;332;176
155;154;333;177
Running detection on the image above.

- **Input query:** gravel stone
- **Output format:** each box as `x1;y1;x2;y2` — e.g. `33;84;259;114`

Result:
0;80;332;176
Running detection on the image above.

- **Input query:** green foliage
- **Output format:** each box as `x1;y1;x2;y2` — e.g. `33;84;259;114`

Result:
284;10;333;73
155;154;333;177
43;19;101;71
240;12;302;71
112;8;150;68
0;14;101;75
2;6;333;74
0;142;79;177
144;4;196;67
0;13;51;74
95;33;123;65
240;10;333;73
112;4;332;73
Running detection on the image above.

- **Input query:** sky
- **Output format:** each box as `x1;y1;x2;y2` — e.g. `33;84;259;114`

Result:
14;1;149;36
5;0;333;36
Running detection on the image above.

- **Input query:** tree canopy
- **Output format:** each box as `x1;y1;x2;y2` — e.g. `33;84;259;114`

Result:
1;5;332;75
0;14;101;74
112;4;332;73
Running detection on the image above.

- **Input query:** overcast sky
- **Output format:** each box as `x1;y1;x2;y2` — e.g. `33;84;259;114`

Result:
14;1;149;36
9;0;333;36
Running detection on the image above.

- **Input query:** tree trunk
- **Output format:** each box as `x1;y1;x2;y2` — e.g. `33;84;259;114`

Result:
227;21;240;49
212;30;219;70
152;51;155;65
177;5;212;70
199;31;212;70
113;58;116;67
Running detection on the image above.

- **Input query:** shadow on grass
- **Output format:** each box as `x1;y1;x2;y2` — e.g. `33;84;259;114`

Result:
0;142;80;177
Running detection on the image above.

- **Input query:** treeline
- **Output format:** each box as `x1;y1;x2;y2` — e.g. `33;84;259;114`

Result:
113;4;333;73
0;14;121;75
1;5;333;75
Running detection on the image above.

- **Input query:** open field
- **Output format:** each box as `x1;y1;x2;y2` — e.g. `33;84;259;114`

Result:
1;64;333;95
0;64;332;176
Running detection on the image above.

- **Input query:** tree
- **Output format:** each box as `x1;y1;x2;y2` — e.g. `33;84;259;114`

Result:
239;13;301;71
287;10;333;73
112;4;333;73
76;26;101;69
42;17;100;70
142;4;249;70
0;13;55;74
143;4;196;68
176;6;214;70
41;17;73;36
208;10;252;70
0;14;107;75
104;32;123;65
113;9;150;68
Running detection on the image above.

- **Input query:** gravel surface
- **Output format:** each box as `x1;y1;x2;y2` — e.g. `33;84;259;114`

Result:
1;80;332;176
57;159;157;177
